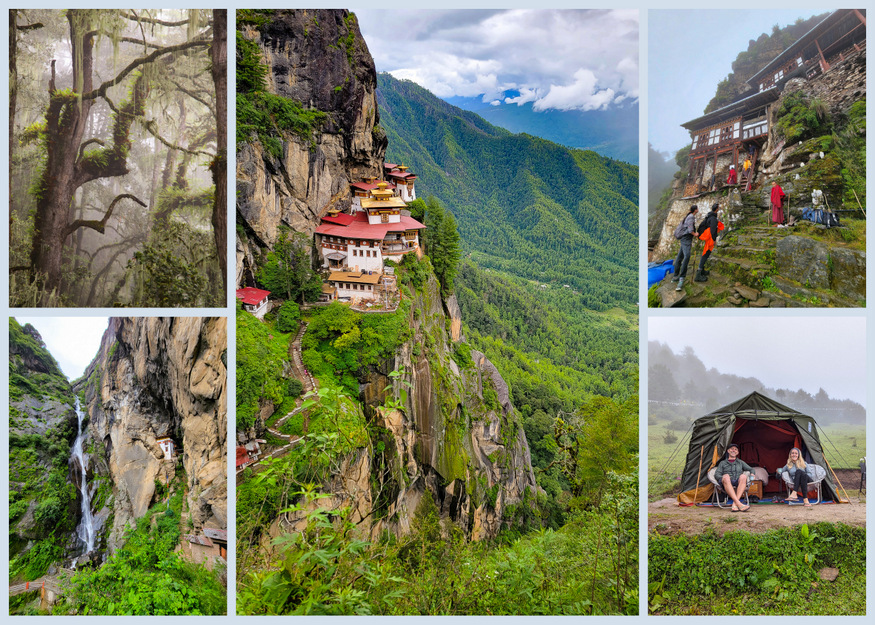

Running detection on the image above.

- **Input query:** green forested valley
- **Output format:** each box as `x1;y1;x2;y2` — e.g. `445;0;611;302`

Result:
377;74;638;307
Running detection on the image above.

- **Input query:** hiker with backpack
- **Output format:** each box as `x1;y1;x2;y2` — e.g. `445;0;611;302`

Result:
715;443;752;512
672;205;698;291
694;203;724;282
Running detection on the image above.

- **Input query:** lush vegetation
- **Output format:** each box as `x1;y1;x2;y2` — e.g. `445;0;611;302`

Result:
257;228;322;303
238;444;637;615
377;74;638;307
650;523;865;615
61;468;225;615
419;197;462;296
302;299;413;395
9;319;78;584
236;302;295;430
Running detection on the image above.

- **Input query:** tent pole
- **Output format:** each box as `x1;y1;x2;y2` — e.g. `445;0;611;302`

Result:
693;445;704;504
822;456;852;504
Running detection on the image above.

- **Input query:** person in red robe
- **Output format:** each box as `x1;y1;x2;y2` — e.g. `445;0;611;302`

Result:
770;183;787;224
727;165;737;185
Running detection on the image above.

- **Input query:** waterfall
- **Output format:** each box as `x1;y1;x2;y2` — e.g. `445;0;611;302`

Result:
72;397;96;553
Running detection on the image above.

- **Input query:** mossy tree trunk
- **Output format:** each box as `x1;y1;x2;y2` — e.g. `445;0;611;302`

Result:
27;10;209;298
211;9;228;294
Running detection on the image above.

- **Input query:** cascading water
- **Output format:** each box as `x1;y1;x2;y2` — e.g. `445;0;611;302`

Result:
72;397;96;553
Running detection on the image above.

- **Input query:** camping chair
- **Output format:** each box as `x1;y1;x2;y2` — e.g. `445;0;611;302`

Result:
707;467;750;508
780;464;827;504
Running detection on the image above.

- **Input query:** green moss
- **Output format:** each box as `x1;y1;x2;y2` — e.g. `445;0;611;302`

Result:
777;92;831;143
340;13;358;65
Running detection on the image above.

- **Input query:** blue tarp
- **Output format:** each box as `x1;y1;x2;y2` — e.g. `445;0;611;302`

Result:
647;259;674;288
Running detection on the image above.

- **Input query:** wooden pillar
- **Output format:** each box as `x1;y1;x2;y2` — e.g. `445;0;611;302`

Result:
815;36;830;72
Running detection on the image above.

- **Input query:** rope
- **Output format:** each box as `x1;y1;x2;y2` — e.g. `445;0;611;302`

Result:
816;426;858;469
654;421;695;478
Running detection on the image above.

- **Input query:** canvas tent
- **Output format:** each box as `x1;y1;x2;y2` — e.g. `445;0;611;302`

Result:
677;391;841;504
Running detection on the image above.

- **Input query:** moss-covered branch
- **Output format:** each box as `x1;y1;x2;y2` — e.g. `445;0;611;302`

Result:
66;193;146;236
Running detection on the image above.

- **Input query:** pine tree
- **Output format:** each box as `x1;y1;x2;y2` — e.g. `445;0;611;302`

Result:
422;197;461;297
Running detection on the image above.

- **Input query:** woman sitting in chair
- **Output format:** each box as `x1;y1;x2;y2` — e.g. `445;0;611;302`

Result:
777;447;811;507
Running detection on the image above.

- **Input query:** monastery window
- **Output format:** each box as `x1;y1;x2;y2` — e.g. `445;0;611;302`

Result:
382;214;389;223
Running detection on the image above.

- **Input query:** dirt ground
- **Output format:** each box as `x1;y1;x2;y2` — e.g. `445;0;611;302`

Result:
649;470;866;536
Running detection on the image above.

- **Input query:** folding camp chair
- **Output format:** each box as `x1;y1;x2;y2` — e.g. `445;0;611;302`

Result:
780;464;827;504
707;467;750;508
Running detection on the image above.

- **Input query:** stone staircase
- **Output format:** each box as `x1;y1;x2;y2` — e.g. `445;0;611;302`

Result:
656;194;865;308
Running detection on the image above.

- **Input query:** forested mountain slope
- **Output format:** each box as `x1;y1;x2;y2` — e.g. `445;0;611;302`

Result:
377;74;638;307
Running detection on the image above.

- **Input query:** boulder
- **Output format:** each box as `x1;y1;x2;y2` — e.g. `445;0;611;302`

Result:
776;236;829;289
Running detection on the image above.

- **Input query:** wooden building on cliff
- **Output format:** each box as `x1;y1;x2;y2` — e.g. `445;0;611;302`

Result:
680;9;866;197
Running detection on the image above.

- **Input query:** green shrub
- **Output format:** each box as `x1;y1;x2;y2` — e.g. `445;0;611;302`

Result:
276;301;300;333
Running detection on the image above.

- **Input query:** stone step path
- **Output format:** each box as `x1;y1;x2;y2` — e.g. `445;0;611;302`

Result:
237;321;319;481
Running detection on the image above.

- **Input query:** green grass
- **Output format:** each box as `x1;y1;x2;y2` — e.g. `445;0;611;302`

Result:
649;523;865;615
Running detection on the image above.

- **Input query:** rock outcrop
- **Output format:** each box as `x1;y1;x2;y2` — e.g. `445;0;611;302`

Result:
238;10;538;541
77;318;227;551
276;275;539;541
236;9;387;287
9;320;78;551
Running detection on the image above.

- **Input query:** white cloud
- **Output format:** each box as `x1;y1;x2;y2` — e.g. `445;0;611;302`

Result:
358;9;639;112
534;69;616;112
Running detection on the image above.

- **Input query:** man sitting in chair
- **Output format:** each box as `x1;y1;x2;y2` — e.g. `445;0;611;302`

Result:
715;443;752;511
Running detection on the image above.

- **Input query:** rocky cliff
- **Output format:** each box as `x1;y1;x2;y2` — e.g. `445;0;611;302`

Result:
275;274;540;542
76;318;227;552
237;10;539;540
9;320;79;565
236;9;387;287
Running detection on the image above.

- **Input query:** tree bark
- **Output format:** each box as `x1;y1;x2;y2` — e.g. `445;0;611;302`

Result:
211;9;228;294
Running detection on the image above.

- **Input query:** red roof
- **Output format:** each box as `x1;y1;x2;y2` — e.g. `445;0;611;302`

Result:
388;171;416;180
236;287;270;306
321;213;356;226
384;162;398;170
316;212;425;240
351;180;395;191
204;528;228;542
185;534;214;547
236;446;251;468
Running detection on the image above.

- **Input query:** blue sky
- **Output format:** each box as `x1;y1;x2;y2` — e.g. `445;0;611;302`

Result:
648;9;825;156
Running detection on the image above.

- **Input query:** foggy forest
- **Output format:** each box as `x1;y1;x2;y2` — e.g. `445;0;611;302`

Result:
9;9;227;307
648;341;866;426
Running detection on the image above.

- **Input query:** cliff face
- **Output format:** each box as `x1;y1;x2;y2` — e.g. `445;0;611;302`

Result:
238;10;538;540
236;9;387;287
77;318;227;551
274;274;539;542
9;321;78;554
